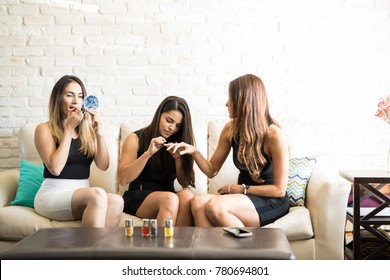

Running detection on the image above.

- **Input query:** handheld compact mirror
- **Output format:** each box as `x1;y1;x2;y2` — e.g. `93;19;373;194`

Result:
83;95;99;111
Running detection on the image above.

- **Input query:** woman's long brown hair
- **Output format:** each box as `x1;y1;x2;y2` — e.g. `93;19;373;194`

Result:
143;96;196;188
228;74;279;182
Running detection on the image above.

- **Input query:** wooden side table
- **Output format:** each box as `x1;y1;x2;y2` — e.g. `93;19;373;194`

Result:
339;170;390;259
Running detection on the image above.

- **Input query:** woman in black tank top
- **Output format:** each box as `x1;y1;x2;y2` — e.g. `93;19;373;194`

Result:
119;96;196;227
34;75;124;226
166;74;290;227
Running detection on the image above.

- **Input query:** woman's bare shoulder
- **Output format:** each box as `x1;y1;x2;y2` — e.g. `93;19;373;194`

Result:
266;124;287;144
221;120;232;132
126;132;139;140
219;120;233;139
265;124;288;156
268;124;283;136
123;131;140;147
35;122;50;133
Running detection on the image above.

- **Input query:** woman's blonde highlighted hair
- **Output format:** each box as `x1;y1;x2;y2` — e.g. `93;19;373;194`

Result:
48;75;95;158
228;74;278;182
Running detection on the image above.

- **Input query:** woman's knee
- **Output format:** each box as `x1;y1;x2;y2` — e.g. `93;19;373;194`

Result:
177;189;195;204
191;194;210;212
88;187;108;206
108;194;124;213
191;195;208;215
204;198;224;219
156;192;179;212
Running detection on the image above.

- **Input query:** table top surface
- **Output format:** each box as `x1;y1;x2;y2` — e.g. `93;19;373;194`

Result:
0;227;295;260
339;170;390;182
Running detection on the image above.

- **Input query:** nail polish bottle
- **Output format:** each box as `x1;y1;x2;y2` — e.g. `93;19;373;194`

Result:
142;219;150;236
164;219;174;237
125;219;133;237
149;219;158;237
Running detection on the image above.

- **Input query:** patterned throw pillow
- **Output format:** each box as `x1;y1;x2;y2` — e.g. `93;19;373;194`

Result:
287;156;317;206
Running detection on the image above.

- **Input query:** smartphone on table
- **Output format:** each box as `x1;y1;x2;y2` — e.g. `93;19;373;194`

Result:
223;227;253;238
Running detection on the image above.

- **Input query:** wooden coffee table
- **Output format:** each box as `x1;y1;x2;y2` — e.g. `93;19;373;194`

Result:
0;227;295;260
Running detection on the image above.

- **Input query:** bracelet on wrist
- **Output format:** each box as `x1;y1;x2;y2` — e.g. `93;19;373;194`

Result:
242;184;251;195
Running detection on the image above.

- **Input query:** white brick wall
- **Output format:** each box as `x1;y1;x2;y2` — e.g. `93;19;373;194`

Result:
0;0;390;172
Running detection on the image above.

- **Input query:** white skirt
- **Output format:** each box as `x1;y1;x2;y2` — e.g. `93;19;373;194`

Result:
34;178;89;221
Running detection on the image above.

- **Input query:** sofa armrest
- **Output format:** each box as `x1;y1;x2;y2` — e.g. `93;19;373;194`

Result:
0;169;20;207
305;164;350;259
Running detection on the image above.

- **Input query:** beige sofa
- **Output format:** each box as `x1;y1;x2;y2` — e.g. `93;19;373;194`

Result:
0;120;351;259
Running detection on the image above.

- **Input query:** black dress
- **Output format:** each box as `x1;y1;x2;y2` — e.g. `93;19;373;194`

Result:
122;129;176;215
232;136;290;226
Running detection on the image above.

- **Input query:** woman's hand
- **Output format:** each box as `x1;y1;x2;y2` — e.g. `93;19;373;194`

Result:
63;108;83;131
165;142;197;156
218;183;233;195
146;136;166;156
164;142;182;159
85;108;103;135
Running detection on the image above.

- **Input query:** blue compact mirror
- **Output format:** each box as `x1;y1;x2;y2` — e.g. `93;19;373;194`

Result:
83;95;99;110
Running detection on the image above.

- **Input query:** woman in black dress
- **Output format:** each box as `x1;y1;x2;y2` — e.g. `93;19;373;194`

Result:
119;96;196;226
166;74;290;227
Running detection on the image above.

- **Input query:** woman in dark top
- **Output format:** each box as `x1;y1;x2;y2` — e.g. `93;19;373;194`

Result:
166;74;290;227
118;96;196;226
34;75;124;226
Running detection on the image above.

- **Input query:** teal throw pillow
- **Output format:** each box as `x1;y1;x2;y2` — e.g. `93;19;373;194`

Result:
10;160;44;208
287;156;317;206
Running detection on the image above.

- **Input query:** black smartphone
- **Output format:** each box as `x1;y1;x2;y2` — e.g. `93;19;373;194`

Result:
223;227;253;238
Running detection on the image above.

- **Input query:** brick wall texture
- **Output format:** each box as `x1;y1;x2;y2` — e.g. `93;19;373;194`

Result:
1;0;390;171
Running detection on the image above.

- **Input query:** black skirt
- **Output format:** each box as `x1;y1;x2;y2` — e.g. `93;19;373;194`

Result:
247;193;290;226
122;184;175;215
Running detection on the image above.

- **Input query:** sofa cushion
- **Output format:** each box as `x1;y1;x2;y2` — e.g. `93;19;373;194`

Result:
0;208;143;242
0;169;20;207
0;206;51;241
88;121;120;194
264;206;314;241
208;120;239;194
10;160;44;208
18;123;43;165
0;205;141;241
119;120;148;196
287;156;317;206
